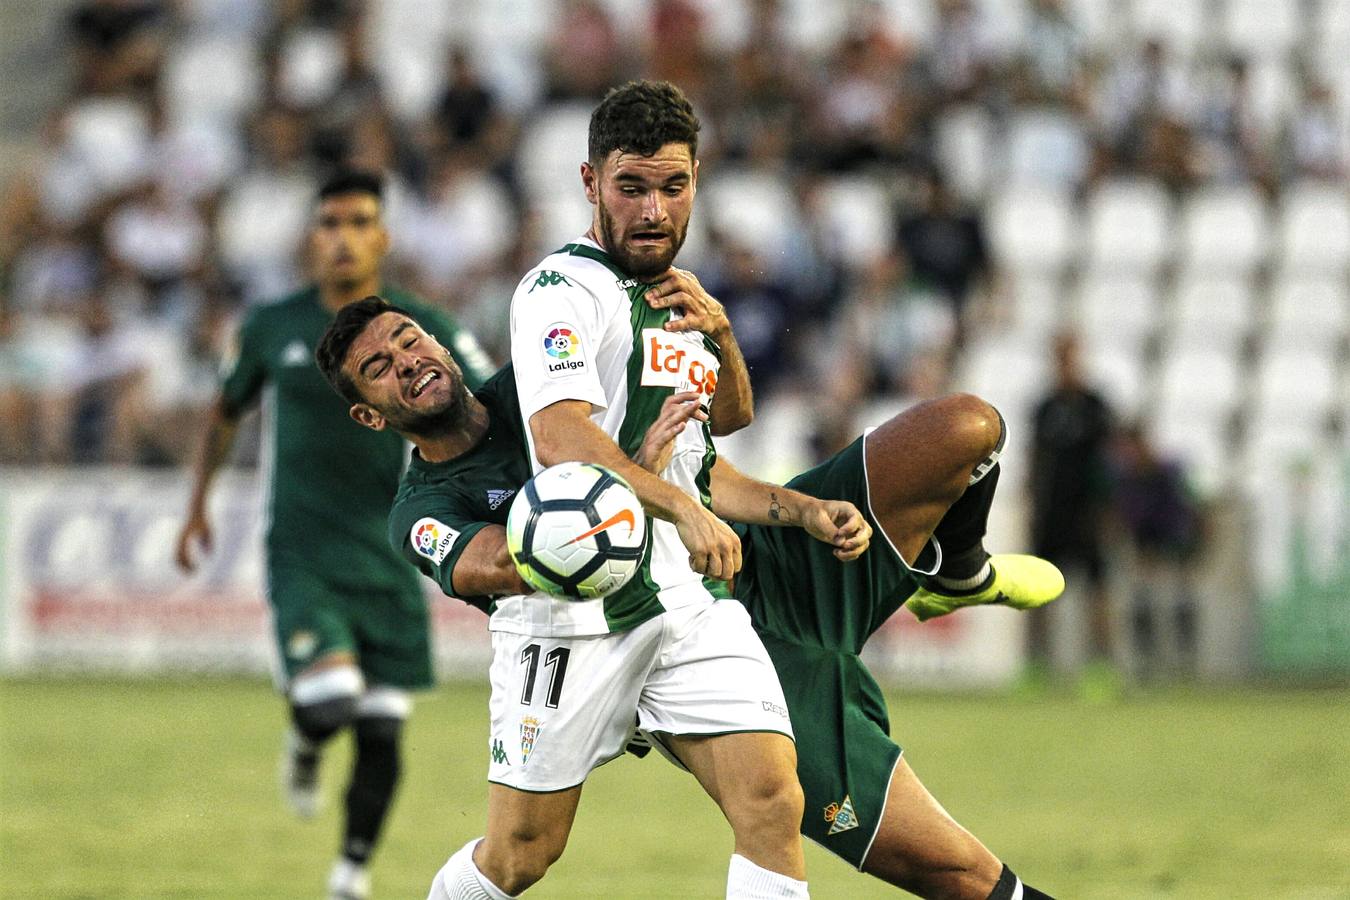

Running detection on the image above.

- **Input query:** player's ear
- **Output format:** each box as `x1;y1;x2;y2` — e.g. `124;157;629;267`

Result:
690;157;699;191
581;161;599;205
350;403;386;432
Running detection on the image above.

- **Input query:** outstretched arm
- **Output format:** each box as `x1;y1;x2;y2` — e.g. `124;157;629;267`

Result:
709;457;871;562
644;268;753;436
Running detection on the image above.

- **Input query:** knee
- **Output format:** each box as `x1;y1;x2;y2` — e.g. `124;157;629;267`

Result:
480;829;569;895
290;694;358;744
727;769;805;841
943;393;1002;462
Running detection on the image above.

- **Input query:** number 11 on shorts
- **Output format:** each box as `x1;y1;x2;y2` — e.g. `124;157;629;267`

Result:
519;644;570;708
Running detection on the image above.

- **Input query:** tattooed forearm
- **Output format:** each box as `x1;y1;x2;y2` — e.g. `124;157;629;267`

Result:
769;492;784;522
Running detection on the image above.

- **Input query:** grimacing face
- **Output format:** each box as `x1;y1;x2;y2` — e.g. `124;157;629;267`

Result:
583;141;697;278
344;312;467;436
310;192;389;290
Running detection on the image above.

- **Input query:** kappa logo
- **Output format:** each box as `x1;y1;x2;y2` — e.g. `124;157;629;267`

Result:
528;270;573;293
486;489;515;510
411;517;460;566
824;795;860;835
281;340;310;366
491;739;509;765
520;716;542;765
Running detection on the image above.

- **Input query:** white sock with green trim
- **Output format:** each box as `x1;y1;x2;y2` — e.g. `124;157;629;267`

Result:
427;839;516;900
726;853;809;899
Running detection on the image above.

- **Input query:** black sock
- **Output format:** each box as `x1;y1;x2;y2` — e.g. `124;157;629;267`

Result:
291;695;358;747
342;715;403;865
987;864;1056;900
933;461;1001;585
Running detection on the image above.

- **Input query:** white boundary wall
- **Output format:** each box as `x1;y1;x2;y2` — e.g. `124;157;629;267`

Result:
0;467;1022;687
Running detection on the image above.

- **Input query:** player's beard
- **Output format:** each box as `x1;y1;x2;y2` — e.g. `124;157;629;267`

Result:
385;359;469;438
596;199;687;279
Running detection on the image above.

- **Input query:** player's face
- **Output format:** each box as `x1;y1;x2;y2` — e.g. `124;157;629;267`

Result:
310;193;389;290
345;312;467;435
583;142;697;279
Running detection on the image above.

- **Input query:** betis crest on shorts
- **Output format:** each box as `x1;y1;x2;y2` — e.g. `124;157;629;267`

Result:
824;795;859;835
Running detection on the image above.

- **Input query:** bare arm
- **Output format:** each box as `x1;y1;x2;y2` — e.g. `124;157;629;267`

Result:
530;399;742;580
450;526;531;597
644;268;753;436
708;456;872;562
175;397;243;572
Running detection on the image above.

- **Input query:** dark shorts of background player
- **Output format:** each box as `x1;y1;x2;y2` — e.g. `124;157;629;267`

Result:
267;560;434;690
735;434;923;869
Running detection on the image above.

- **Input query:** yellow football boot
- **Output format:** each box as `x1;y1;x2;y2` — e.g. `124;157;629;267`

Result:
906;554;1065;622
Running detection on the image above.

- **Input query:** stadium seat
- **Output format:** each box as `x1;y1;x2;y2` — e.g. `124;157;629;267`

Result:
1179;186;1271;274
1071;271;1160;347
958;334;1048;417
1169;273;1254;349
935;105;995;201
1148;413;1232;496
1154;343;1244;422
63;97;151;195
811;176;895;269
1085;179;1173;274
162;37;263;129
1003;274;1065;337
1278;183;1350;273
1080;339;1150;418
1130;0;1206;57
1066;0;1127;51
1004;109;1090;188
1251;348;1338;427
515;103;595;204
1266;275;1348;347
987;185;1077;275
1221;0;1300;60
701;168;805;262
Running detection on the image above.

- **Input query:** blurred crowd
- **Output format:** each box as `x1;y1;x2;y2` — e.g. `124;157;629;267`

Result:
0;0;1345;467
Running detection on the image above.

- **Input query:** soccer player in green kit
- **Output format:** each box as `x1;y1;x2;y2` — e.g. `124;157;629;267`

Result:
316;296;1061;900
174;171;494;900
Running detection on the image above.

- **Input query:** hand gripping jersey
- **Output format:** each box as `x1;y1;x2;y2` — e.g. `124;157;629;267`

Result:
504;238;730;637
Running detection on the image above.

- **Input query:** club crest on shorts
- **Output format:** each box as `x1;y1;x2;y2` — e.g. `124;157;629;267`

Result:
520;716;542;765
824;795;859;835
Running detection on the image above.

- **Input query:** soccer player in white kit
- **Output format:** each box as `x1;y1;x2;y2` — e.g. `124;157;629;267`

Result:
427;82;826;899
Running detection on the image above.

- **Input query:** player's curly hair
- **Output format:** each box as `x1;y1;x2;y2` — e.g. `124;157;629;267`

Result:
588;80;700;165
316;295;414;405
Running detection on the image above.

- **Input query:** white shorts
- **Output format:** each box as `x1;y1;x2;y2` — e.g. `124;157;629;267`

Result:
486;599;793;791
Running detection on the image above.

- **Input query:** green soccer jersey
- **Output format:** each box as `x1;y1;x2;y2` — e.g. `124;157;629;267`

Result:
387;365;662;632
220;284;495;589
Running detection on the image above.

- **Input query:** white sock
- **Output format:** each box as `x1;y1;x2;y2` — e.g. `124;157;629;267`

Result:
427;839;516;900
726;853;809;899
935;560;993;593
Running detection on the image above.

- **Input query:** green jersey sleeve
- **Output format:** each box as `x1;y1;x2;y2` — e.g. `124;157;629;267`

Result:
411;303;496;390
389;488;494;610
219;309;268;417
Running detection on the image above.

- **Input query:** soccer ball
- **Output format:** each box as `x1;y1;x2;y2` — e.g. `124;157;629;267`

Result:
506;461;647;599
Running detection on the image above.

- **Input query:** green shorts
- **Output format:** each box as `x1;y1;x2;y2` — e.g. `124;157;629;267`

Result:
267;561;434;690
736;434;920;868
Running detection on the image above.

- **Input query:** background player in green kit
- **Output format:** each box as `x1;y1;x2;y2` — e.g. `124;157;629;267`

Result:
316;297;1062;900
174;171;494;900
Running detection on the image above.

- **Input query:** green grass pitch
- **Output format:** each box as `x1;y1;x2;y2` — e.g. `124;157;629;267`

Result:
3;678;1349;898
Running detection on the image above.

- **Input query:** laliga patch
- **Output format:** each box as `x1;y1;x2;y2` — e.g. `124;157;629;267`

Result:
410;517;460;566
824;795;860;835
541;322;587;378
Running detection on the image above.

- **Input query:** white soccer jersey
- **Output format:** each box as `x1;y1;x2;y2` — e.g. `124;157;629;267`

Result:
503;237;726;637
